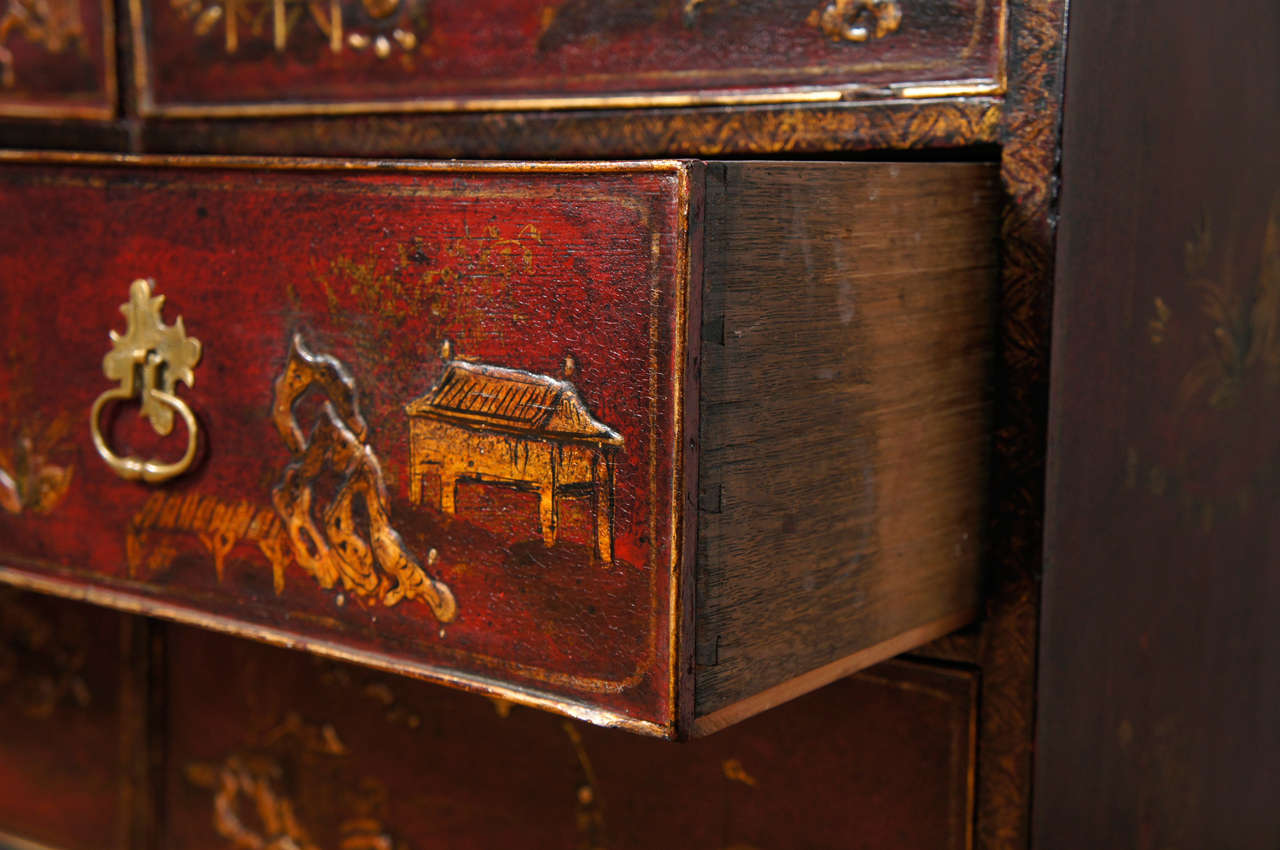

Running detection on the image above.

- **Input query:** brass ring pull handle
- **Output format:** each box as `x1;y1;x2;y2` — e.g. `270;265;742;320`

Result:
90;279;204;484
90;384;199;483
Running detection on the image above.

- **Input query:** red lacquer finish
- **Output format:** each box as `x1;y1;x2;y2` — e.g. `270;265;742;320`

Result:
0;590;128;850
0;0;115;118
162;624;977;850
134;0;1002;115
0;157;697;733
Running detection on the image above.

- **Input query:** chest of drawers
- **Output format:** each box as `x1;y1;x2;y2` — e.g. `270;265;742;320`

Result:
0;0;1068;847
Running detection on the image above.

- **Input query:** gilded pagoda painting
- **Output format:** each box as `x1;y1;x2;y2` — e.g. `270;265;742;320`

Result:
406;344;623;564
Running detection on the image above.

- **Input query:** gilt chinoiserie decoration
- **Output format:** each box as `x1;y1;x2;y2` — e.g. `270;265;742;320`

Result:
0;414;73;516
0;158;692;734
406;343;623;564
272;335;457;618
172;0;429;59
0;0;114;116
90;278;203;484
119;336;457;624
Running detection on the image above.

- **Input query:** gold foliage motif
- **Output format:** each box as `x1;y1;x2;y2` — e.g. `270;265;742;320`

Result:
186;714;406;850
0;591;91;719
313;660;424;730
0;413;73;515
0;0;85;87
1176;198;1280;408
1129;197;1280;535
187;755;322;850
562;720;607;850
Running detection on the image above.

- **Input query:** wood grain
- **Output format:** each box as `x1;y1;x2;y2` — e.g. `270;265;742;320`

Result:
694;161;1000;719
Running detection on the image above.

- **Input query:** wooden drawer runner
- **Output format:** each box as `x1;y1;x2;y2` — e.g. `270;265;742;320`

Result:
163;623;977;850
0;153;998;736
133;0;1003;116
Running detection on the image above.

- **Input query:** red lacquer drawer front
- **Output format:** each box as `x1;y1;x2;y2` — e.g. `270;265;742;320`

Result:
0;156;694;734
133;0;1003;116
163;624;977;850
0;0;115;118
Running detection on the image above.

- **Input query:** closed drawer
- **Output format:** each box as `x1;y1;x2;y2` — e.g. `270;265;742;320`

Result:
0;153;997;736
0;590;132;850
164;623;977;850
132;0;1003;116
0;0;115;118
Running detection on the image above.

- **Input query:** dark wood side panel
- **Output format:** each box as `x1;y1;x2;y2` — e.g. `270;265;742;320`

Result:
0;590;130;850
695;161;999;725
1034;0;1280;846
162;622;977;850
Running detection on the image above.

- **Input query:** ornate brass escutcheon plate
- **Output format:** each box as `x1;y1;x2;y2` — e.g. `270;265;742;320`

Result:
89;278;203;483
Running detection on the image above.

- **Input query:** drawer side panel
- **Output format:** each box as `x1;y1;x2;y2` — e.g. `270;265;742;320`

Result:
695;160;999;722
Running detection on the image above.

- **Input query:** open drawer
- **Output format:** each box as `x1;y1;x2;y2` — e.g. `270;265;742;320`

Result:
0;153;997;736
